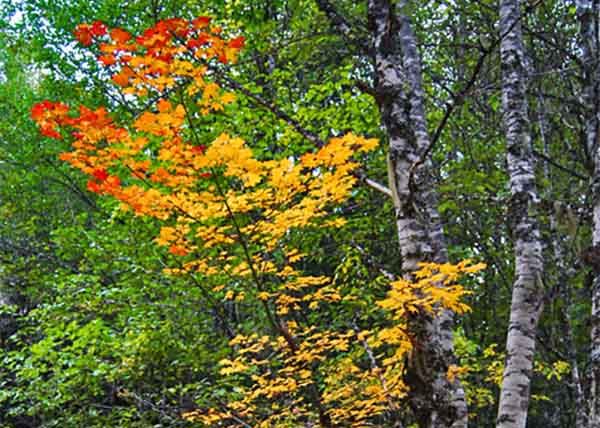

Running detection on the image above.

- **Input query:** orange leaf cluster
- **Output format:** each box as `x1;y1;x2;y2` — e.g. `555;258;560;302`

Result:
73;17;243;108
30;100;70;139
73;20;107;46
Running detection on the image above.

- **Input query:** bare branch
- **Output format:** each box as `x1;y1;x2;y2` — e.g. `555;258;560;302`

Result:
214;72;325;148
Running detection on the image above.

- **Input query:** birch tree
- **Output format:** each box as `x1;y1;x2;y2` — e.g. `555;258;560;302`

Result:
367;1;468;426
577;1;600;426
496;0;544;427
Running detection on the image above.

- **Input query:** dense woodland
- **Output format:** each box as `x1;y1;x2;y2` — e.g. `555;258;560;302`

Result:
0;0;599;427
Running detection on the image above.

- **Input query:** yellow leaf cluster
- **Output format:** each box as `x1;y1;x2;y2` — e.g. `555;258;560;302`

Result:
196;258;484;427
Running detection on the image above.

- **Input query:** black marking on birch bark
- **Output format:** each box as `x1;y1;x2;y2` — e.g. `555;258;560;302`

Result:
496;1;544;428
368;1;468;427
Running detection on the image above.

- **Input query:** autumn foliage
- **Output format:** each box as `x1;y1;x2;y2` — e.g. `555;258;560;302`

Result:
31;16;485;427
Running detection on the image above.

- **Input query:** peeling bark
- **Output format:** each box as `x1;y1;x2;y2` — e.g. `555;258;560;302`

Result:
368;1;467;427
496;1;544;428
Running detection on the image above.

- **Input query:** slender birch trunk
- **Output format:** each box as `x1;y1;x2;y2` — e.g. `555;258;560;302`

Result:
368;1;467;426
542;126;587;428
577;1;600;426
537;83;588;426
496;1;544;427
562;305;588;427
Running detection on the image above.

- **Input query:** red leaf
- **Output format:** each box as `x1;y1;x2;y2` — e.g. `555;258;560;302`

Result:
191;145;206;154
187;38;202;49
92;168;109;181
229;36;245;49
40;126;61;139
90;21;107;36
30;103;46;120
87;180;102;193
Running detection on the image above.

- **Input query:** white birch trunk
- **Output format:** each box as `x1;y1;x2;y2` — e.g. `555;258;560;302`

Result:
577;1;600;426
496;1;544;427
368;1;467;426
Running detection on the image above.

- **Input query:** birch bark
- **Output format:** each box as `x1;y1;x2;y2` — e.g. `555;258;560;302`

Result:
577;1;600;426
496;1;544;427
367;1;467;426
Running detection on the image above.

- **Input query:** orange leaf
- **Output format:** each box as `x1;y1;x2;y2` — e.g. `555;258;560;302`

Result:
74;24;93;46
98;54;117;66
169;245;189;256
229;36;245;49
157;99;172;112
112;67;135;86
192;16;212;29
111;28;132;44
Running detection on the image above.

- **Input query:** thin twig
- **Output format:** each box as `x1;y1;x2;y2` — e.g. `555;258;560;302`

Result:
532;149;587;181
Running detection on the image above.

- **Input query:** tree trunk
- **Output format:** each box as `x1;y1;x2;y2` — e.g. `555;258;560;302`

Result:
577;1;600;426
368;1;467;427
562;305;588;427
496;1;544;428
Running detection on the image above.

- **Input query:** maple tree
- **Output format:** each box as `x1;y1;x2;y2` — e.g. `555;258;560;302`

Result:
29;16;487;426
